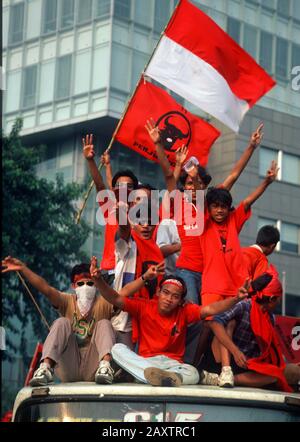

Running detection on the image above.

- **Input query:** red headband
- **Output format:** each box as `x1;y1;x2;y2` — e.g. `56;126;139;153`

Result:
161;279;184;290
257;265;283;299
73;273;92;284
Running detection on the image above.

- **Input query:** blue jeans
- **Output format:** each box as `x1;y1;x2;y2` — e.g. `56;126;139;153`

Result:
176;268;202;365
176;268;202;305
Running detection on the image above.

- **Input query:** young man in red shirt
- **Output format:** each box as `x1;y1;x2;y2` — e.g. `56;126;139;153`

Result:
90;256;249;386
82;134;139;285
145;119;265;364
200;161;279;386
242;225;280;280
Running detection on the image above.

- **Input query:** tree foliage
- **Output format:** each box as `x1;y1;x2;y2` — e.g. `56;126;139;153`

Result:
2;119;90;358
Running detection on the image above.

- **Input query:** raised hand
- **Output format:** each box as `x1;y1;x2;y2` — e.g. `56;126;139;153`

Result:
90;256;101;280
143;261;165;282
1;256;24;273
145;118;161;145
175;145;189;166
266;160;279;184
237;278;251;301
82;134;95;160
100;151;110;167
250;123;264;148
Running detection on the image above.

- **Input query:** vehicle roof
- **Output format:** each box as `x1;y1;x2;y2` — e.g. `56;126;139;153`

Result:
12;382;300;421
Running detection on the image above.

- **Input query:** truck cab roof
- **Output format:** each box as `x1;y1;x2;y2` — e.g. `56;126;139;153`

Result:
12;382;300;422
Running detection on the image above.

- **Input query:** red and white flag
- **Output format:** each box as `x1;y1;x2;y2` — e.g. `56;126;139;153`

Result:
115;79;220;167
145;0;276;132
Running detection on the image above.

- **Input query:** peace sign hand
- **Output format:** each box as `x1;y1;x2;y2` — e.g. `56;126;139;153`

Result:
82;134;95;160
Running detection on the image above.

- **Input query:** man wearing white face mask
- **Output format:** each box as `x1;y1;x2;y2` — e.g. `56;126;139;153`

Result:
1;257;116;386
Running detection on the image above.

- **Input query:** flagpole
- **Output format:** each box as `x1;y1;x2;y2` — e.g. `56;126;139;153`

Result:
75;1;182;225
17;271;51;331
282;270;286;316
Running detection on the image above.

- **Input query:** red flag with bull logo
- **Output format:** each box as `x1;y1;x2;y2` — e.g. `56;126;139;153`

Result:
115;78;220;167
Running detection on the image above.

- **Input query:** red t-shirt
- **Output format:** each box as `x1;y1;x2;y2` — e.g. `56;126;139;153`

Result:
98;197;117;271
200;203;252;297
123;298;202;362
175;193;204;273
242;246;269;280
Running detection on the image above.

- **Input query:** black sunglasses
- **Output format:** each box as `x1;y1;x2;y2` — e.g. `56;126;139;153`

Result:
76;281;95;287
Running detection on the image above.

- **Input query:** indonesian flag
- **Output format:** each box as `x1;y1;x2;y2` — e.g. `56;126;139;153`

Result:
115;79;220;167
145;0;276;132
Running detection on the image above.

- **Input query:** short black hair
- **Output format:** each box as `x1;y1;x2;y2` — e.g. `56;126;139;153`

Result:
136;183;157;192
206;187;233;209
159;274;187;299
111;170;139;189
256;225;280;247
70;263;90;283
179;166;212;187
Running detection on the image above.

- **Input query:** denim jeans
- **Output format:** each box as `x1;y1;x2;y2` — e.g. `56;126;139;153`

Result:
176;268;202;305
176;268;202;364
112;344;199;385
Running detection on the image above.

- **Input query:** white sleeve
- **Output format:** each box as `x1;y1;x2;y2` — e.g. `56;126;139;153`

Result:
156;220;180;247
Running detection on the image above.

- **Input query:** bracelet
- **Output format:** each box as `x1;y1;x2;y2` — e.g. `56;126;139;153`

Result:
141;275;147;282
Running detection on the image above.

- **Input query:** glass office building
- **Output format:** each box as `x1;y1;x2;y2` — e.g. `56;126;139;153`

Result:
2;0;300;406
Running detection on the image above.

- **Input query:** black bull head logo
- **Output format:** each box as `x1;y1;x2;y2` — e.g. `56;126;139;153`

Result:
156;111;192;152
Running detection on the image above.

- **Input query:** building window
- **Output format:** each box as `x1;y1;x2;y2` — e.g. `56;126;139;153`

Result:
293;0;300;21
281;223;300;254
55;55;72;99
114;0;131;20
77;0;92;24
261;0;275;10
257;217;278;232
292;44;300;71
260;31;273;73
134;0;151;27
277;0;290;18
154;0;170;33
243;25;258;59
43;0;57;34
282;153;300;186
95;0;111;17
227;18;241;43
9;3;24;45
259;147;279;177
22;65;38;109
276;37;289;80
60;0;74;29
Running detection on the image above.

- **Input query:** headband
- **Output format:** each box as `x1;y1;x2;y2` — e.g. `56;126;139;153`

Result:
161;279;184;290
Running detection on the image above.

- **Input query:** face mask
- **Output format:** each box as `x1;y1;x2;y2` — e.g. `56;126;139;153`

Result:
75;285;97;317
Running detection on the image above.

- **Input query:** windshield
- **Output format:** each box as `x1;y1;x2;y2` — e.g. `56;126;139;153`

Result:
15;400;300;422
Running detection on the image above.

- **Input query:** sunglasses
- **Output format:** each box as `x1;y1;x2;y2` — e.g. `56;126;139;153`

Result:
76;281;95;287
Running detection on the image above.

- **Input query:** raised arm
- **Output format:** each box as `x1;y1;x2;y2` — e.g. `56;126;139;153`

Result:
243;160;279;212
145;119;177;193
201;282;249;320
82;134;106;192
222;123;264;191
173;145;189;183
119;261;165;297
100;151;113;190
116;201;131;242
1;256;62;307
90;257;125;309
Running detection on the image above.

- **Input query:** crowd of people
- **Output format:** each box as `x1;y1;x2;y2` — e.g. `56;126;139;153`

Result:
2;121;299;393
